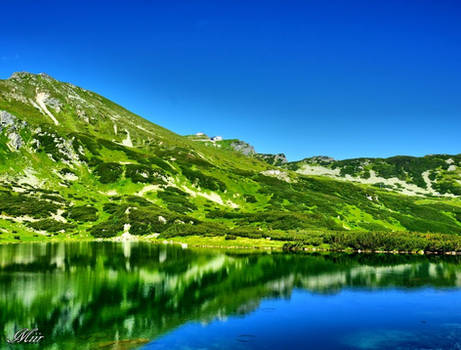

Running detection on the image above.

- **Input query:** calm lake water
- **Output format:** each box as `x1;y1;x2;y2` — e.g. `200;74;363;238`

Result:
1;242;461;350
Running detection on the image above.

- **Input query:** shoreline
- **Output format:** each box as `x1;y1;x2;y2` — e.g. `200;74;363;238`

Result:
1;235;461;256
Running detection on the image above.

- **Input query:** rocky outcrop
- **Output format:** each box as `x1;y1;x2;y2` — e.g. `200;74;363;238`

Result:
306;156;335;164
9;71;55;81
230;140;255;156
256;153;287;166
0;110;16;131
8;132;23;150
1;110;25;151
44;96;62;112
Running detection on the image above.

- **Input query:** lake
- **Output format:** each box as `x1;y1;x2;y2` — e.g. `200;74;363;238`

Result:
1;242;461;349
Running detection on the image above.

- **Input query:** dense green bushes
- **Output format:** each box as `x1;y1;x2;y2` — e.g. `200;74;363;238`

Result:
293;154;461;194
243;194;257;203
93;162;123;183
90;220;124;238
59;167;77;177
127;206;197;235
157;187;197;213
433;180;461;196
207;210;297;229
70;132;101;156
27;219;75;233
34;132;71;161
147;156;176;173
0;191;61;218
125;164;166;184
161;222;227;237
103;202;128;215
282;230;461;253
181;166;227;192
94;199;199;237
65;206;99;222
383;156;448;188
127;208;168;235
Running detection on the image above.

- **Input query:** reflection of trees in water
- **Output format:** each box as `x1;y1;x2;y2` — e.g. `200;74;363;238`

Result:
0;242;461;349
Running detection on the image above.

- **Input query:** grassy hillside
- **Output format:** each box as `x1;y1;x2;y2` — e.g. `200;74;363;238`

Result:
1;72;461;252
287;154;461;196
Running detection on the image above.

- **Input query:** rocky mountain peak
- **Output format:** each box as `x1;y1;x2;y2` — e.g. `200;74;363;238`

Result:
8;71;55;81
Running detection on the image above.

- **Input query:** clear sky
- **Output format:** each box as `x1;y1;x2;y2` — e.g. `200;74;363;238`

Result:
1;0;460;161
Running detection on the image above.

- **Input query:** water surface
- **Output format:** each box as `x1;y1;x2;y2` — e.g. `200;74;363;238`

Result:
1;242;461;349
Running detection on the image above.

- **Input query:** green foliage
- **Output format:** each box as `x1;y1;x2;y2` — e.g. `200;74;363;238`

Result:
378;195;461;234
40;193;66;203
293;154;461;194
125;164;166;184
384;156;448;188
97;199;199;237
103;203;128;215
147;156;176;173
66;206;99;222
181;166;227;192
161;222;227;237
34;132;71;161
27;219;75;233
98;138;151;163
127;207;197;235
70;132;101;157
243;194;257;203
128;208;166;235
0;192;60;219
157;187;197;213
124;195;154;207
330;158;367;177
59;167;76;176
93;162;123;183
279;230;461;253
89;220;124;238
433;180;461;196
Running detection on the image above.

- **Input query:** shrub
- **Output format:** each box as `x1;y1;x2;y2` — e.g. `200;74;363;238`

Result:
66;206;99;222
0;192;60;219
28;219;75;232
161;222;227;237
243;194;257;203
148;156;176;173
128;208;177;235
94;162;123;183
125;164;165;184
103;203;128;215
181;166;227;192
157;187;197;213
90;220;124;238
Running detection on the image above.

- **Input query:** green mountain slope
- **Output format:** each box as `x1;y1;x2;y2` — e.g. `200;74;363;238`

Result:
286;154;461;196
1;72;461;251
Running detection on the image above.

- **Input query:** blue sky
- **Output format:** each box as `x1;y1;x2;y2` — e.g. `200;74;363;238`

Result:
1;0;460;161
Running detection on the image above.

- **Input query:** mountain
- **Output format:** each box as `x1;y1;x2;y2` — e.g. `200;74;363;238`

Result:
1;72;461;251
185;132;287;165
286;154;461;197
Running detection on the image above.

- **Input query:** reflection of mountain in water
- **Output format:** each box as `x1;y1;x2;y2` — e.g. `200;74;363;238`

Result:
0;242;461;349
